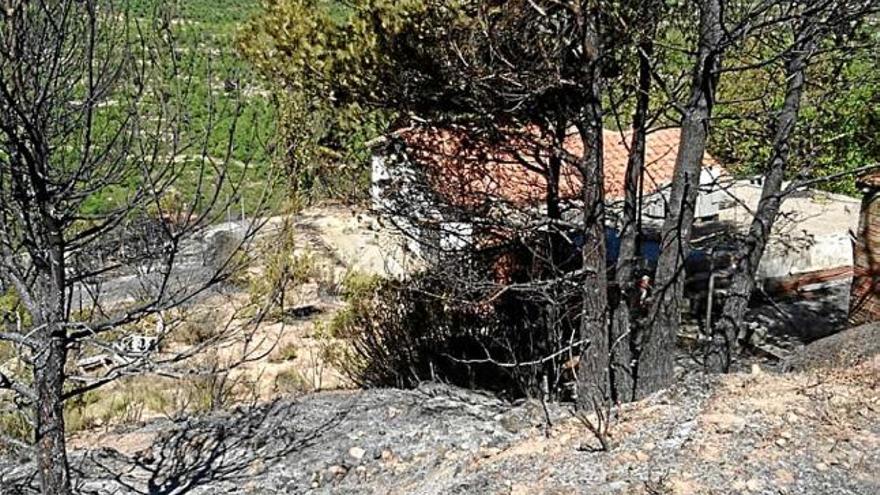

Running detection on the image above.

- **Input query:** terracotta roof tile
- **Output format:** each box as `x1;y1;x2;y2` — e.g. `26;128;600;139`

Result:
399;126;721;207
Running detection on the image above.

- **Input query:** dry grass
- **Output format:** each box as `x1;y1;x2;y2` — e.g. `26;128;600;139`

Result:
268;341;299;363
273;368;312;395
170;308;222;346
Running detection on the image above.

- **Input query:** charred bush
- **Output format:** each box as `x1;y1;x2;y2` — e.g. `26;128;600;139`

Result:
333;246;584;399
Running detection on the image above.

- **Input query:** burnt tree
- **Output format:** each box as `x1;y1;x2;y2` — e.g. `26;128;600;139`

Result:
574;1;610;408
0;1;276;492
708;0;880;370
607;1;664;404
638;0;724;398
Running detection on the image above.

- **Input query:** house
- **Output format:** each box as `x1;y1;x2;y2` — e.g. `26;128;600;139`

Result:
371;126;726;261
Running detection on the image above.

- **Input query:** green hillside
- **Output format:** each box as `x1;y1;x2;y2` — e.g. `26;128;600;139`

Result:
79;0;281;217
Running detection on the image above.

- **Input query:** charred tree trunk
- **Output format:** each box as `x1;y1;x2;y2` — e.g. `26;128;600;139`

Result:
576;107;609;407
576;8;610;409
34;334;70;495
610;40;653;403
636;0;723;399
543;120;569;395
33;219;72;494
706;34;817;372
546;119;567;266
546;123;565;224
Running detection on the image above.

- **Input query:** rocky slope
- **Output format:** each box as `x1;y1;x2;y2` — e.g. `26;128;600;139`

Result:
2;353;878;495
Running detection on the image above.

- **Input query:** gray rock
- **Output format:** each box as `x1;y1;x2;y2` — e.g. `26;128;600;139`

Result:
347;446;366;462
784;323;880;371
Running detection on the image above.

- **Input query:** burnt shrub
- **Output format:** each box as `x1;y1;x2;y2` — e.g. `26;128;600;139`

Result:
331;257;582;399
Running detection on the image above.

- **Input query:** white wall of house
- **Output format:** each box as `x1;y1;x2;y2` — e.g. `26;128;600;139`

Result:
372;154;476;261
696;167;727;219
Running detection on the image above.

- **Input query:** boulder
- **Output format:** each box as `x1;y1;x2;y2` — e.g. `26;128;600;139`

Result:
783;323;880;372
